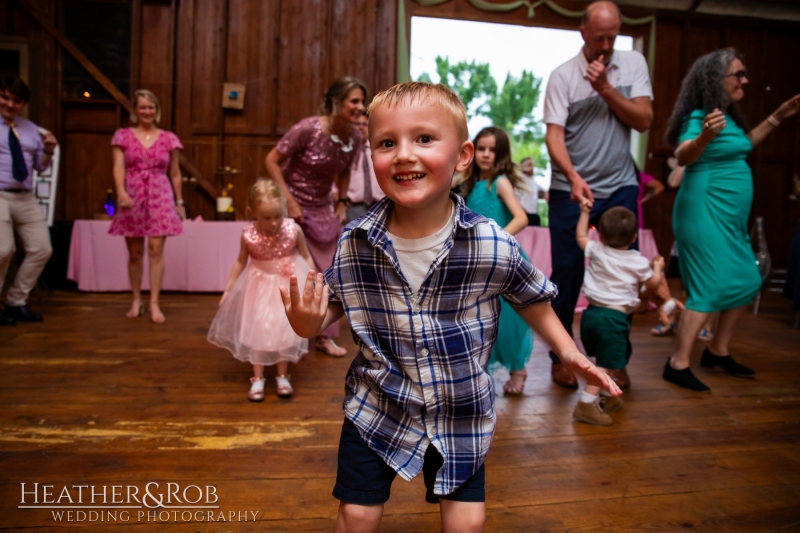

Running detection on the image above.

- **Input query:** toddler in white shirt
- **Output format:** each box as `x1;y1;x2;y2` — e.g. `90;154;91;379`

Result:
573;198;664;426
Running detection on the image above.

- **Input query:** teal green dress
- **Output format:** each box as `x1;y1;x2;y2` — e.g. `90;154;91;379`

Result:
466;177;534;373
673;110;761;312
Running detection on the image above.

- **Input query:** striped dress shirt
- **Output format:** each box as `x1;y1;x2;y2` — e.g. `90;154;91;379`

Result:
325;193;557;495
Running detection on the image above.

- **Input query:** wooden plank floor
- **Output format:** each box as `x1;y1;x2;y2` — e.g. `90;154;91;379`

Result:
1;290;799;532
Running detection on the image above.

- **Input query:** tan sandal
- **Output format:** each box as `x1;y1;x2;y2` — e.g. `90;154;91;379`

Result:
503;370;527;395
315;337;347;357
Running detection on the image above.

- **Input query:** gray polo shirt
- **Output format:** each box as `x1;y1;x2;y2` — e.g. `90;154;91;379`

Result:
543;49;652;198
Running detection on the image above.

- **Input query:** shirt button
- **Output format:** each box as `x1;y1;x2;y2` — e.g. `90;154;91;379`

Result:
413;305;421;313
421;348;429;356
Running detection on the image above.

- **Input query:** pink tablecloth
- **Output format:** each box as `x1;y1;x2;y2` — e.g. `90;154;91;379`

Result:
67;220;250;292
67;221;659;294
515;226;660;310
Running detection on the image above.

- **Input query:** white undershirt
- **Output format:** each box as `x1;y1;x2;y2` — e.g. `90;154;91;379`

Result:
387;201;455;294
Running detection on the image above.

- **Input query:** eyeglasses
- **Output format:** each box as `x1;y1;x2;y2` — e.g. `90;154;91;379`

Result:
726;70;748;81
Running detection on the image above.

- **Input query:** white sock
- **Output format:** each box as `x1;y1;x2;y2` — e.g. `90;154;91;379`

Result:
581;392;599;403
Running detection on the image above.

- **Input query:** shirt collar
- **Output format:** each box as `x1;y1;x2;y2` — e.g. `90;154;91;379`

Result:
346;192;484;248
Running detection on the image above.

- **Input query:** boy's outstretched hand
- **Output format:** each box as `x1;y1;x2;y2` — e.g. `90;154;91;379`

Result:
560;350;622;396
578;196;593;213
279;271;329;338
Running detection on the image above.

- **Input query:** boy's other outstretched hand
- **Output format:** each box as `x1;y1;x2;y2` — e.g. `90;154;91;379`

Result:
561;350;622;397
279;271;329;338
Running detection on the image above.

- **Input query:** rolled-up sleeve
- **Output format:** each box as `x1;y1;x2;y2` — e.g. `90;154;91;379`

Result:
501;239;558;307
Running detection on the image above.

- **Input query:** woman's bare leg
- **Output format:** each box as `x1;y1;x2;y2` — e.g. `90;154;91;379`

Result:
125;237;145;318
709;305;747;356
148;236;166;323
671;309;709;369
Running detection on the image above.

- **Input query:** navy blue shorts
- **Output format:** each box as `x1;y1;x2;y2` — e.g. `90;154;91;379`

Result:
332;419;486;505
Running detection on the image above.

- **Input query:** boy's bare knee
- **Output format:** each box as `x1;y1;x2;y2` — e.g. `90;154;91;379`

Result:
336;502;383;533
441;500;485;533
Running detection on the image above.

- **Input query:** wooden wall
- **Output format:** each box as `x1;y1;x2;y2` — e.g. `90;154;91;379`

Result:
643;12;800;270
1;0;798;266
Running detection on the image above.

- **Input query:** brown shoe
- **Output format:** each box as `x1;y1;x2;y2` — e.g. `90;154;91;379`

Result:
608;368;631;390
551;363;578;389
573;399;613;426
599;395;624;413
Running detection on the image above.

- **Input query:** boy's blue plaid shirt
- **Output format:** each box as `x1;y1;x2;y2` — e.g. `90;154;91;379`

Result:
325;193;557;496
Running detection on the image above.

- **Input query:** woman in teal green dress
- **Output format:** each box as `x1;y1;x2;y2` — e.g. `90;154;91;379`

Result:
460;127;532;395
664;47;800;391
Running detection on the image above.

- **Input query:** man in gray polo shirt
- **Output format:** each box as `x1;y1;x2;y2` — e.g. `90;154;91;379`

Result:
543;0;653;389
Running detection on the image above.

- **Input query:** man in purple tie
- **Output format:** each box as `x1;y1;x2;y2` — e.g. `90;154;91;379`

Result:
0;77;58;325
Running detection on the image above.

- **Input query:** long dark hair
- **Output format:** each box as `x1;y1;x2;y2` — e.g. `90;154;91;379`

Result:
458;127;522;200
666;47;750;146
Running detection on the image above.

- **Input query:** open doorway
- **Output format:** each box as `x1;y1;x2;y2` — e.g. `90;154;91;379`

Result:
410;16;636;192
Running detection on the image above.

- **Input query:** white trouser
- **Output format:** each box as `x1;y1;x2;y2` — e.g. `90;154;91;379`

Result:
0;191;52;306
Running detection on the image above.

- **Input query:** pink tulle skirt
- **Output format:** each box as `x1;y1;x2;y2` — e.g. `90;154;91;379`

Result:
208;255;309;365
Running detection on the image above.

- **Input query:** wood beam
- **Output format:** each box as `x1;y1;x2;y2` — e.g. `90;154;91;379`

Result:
13;0;221;202
688;0;704;11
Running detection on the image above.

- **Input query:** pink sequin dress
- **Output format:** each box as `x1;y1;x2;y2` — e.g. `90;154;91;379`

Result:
277;116;360;268
277;117;360;339
207;219;310;365
108;128;183;237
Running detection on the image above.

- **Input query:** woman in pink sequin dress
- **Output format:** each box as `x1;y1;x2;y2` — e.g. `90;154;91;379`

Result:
110;90;184;323
208;179;316;400
264;76;367;357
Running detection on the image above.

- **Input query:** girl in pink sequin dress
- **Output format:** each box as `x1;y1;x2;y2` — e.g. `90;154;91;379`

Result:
208;180;316;400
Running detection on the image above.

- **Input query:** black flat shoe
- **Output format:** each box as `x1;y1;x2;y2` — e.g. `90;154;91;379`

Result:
0;312;16;326
700;348;755;378
663;359;710;391
4;305;43;323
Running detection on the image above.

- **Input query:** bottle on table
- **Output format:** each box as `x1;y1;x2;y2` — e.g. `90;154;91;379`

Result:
103;189;115;217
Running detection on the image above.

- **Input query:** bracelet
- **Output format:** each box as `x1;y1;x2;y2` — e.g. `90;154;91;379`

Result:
336;198;349;205
691;137;703;150
767;115;781;127
176;199;184;206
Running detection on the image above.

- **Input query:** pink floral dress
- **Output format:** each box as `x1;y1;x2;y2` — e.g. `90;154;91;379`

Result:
108;128;183;237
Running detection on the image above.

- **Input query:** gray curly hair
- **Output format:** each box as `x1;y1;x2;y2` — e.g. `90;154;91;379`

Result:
666;47;749;146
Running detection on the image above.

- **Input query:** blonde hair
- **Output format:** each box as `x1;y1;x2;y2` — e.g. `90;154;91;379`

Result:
247;179;287;216
367;82;468;142
130;89;161;124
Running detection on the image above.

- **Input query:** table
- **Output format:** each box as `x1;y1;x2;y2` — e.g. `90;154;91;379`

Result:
67;220;250;292
67;221;659;294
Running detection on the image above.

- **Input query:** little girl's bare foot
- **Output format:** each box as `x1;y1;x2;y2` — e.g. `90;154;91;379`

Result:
126;299;143;318
149;302;166;324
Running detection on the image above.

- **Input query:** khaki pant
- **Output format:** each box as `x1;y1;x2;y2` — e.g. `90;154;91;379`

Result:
0;191;52;306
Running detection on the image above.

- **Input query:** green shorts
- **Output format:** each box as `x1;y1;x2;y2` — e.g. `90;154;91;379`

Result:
579;305;632;370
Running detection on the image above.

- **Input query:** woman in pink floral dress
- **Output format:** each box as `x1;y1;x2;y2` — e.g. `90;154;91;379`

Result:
264;76;366;356
110;89;184;323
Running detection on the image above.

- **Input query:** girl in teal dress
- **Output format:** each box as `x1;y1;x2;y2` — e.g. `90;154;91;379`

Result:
460;127;532;395
664;47;800;391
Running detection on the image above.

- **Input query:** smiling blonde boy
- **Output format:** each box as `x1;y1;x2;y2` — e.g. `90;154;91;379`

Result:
281;82;620;533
